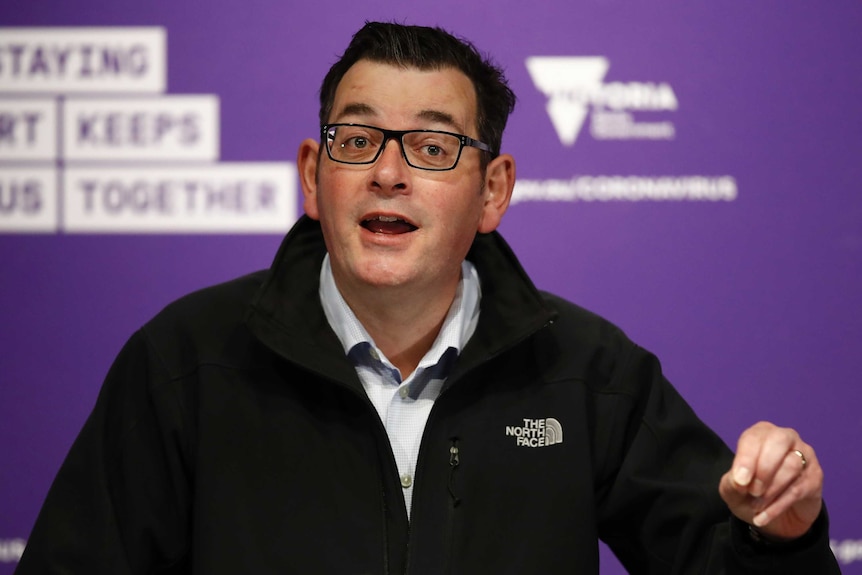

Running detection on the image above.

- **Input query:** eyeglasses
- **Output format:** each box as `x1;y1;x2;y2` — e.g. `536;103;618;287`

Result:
322;123;491;171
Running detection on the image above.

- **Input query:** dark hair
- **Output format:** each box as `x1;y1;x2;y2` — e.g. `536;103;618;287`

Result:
318;22;516;160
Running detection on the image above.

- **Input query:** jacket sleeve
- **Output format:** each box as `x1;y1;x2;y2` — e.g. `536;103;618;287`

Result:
595;344;840;574
15;330;192;575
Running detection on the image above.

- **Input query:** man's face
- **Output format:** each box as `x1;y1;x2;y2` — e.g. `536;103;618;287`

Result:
301;59;511;298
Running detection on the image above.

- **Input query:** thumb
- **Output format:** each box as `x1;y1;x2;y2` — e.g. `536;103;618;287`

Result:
719;470;756;522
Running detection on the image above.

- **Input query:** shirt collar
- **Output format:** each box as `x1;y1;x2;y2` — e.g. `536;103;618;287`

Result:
319;253;481;378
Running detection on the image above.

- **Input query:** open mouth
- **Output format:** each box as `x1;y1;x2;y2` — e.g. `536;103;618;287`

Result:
361;215;418;235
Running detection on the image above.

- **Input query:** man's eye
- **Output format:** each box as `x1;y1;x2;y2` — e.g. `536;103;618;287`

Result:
346;137;368;149
424;145;442;156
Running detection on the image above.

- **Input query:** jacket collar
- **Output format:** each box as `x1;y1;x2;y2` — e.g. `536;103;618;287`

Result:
245;215;557;388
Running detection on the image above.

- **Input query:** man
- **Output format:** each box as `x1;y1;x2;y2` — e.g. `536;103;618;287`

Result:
16;22;839;574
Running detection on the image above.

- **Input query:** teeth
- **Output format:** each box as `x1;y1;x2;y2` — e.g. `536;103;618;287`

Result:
376;215;400;222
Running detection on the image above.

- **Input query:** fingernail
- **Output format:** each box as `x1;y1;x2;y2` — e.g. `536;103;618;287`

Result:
734;467;752;486
753;511;769;527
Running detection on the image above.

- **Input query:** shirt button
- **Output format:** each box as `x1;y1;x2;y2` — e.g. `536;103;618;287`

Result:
400;473;413;488
369;348;380;361
398;386;409;399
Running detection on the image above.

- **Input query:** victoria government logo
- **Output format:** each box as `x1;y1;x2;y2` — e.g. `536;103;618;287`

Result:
526;56;677;146
514;56;737;204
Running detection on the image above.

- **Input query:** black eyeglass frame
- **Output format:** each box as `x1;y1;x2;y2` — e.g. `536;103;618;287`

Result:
321;123;492;172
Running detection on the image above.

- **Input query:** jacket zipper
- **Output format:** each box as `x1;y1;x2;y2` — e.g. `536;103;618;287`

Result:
447;439;461;505
444;438;461;575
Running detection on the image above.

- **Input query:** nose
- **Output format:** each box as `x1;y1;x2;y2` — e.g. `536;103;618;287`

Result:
370;137;409;194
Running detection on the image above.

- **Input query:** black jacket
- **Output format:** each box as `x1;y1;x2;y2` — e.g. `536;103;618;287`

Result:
16;216;839;574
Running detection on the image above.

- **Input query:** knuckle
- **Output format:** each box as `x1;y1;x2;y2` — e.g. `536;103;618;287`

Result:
812;466;825;484
772;425;795;443
786;482;807;502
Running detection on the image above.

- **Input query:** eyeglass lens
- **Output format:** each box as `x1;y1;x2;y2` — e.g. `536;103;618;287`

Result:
326;125;462;170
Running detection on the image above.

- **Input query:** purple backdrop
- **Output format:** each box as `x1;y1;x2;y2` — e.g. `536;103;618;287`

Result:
1;1;860;572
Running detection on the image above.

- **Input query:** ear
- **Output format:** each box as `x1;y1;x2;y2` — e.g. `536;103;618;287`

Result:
477;153;516;233
298;138;321;220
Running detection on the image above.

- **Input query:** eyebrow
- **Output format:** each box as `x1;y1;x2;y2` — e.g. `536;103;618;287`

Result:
415;109;461;132
333;104;463;132
333;102;377;121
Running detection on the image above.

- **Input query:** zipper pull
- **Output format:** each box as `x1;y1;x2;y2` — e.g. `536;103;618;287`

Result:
448;438;461;506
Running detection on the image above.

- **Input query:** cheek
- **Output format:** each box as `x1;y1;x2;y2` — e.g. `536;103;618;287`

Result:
313;172;346;217
439;196;486;250
428;172;485;213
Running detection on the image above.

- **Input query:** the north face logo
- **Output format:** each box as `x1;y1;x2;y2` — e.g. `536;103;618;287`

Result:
505;418;563;447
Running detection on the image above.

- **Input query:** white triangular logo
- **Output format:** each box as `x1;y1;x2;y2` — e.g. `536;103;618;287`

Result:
525;56;609;146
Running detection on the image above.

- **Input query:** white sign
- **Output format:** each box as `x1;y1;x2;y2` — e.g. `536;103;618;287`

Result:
64;96;219;161
0;28;166;93
64;163;296;233
0;166;58;232
0;97;57;161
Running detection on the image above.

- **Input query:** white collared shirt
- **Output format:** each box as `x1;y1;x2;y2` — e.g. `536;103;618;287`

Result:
319;254;481;518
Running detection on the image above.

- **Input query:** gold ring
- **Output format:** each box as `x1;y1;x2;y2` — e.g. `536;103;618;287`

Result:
792;449;808;470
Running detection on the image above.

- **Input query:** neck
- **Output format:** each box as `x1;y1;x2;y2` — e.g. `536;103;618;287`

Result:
338;278;460;379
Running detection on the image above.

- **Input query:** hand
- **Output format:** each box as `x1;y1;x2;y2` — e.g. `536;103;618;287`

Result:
719;421;823;541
